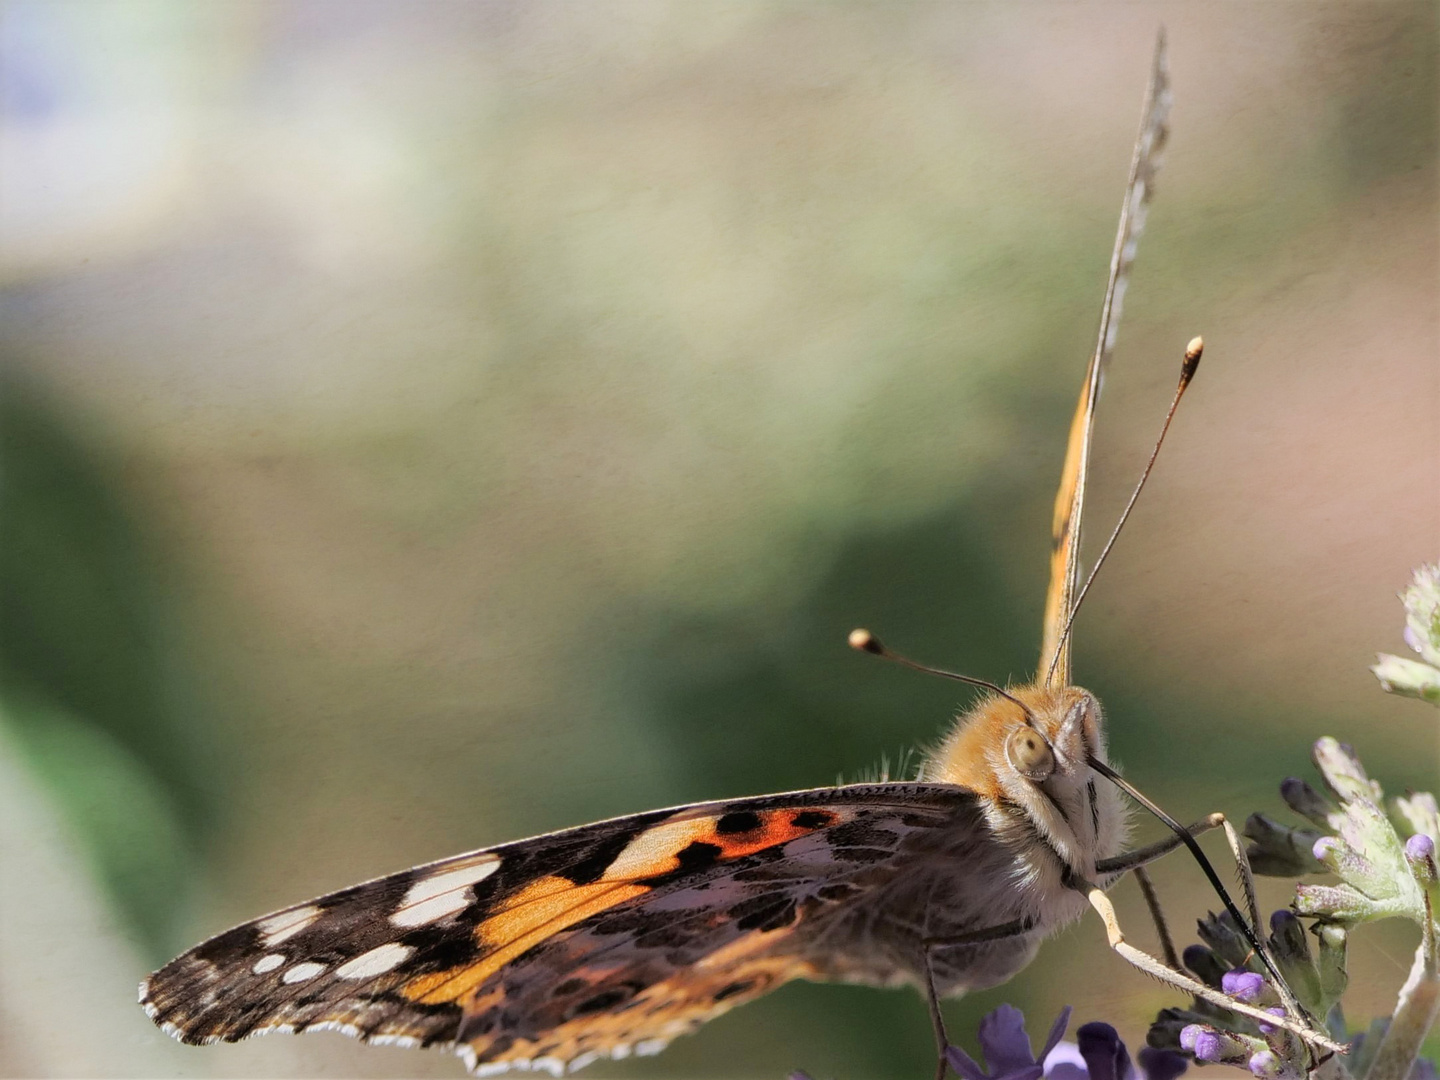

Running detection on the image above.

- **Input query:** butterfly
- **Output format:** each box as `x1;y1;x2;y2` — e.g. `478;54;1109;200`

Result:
142;34;1332;1077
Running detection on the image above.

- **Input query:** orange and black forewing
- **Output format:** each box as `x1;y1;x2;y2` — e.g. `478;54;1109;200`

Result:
1039;31;1171;689
141;784;981;1073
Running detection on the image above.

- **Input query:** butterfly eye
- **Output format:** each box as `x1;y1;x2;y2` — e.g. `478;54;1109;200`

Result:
1005;727;1055;781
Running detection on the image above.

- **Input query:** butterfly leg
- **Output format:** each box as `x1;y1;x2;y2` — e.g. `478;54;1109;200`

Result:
920;946;950;1080
1080;883;1345;1053
1132;865;1180;969
918;919;1036;1080
1217;816;1312;1030
1094;812;1219;965
1094;812;1224;876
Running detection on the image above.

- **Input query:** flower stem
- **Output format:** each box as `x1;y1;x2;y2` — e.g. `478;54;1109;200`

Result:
1362;934;1440;1080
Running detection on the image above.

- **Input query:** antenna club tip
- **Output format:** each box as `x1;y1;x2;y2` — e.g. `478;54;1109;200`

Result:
1180;335;1203;385
848;628;880;653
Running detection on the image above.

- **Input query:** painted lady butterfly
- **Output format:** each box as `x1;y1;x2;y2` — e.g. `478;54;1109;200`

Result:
146;33;1328;1076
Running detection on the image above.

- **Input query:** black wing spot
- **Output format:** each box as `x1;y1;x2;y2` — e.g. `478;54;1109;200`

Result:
573;982;644;1016
191;925;261;967
716;810;763;834
713;979;755;1001
552;977;588;997
672;840;723;874
561;828;648;886
790;810;834;829
398;924;481;972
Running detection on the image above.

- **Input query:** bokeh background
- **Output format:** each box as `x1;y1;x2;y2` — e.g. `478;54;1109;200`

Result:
1;3;1436;1077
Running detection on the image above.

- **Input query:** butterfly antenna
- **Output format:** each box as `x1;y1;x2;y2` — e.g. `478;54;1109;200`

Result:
1047;336;1202;681
1086;754;1292;993
849;629;1040;726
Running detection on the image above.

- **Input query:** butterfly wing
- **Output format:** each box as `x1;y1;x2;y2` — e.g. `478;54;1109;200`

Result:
1038;32;1172;689
142;783;991;1074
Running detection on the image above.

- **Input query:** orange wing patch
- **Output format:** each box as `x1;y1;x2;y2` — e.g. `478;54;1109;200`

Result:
405;880;650;1005
467;943;818;1071
598;807;839;879
401;806;846;1007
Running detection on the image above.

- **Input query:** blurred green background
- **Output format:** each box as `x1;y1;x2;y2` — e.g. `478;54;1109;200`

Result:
1;3;1435;1077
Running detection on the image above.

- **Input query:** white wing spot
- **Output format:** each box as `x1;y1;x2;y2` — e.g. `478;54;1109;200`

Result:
257;905;322;946
402;859;501;905
252;954;285;974
391;858;499;928
335;942;414;980
281;961;327;984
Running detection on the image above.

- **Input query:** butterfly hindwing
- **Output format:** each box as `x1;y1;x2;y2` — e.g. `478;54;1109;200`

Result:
141;783;985;1074
1038;34;1171;689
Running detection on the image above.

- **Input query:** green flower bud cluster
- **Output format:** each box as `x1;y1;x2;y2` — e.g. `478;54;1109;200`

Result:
1288;739;1431;930
1372;563;1440;705
1149;567;1439;1080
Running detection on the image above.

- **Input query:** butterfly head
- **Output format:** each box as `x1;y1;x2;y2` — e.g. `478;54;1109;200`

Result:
924;685;1101;787
922;685;1126;876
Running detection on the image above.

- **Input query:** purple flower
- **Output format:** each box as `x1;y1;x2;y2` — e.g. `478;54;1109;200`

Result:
946;1006;1186;1080
946;1004;1071;1080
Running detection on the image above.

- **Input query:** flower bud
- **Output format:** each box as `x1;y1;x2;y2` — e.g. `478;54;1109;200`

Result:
1147;1007;1197;1053
1404;831;1436;866
1221;970;1267;1003
1244;812;1325;877
1191;1031;1222;1062
1371;654;1440;703
1196;911;1252;969
1248;1049;1277;1077
1404;832;1439;920
1310;836;1393;898
1314;923;1348;1010
1375;564;1440;700
1311;738;1378;804
1181;1024;1259;1065
1280;777;1336;829
1264;910;1322;1013
1267;911;1310;965
1256;1006;1285;1036
1394;792;1440;843
1294;881;1376;922
1182;944;1227;989
1400;562;1440;666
